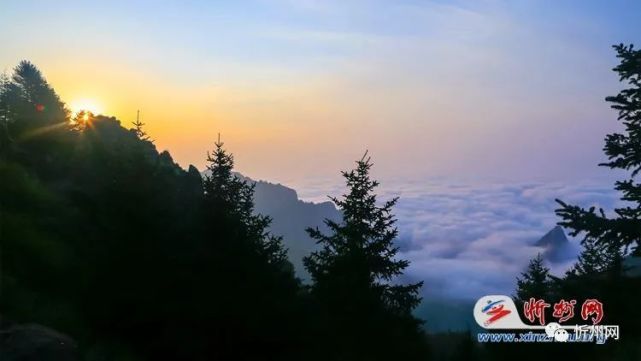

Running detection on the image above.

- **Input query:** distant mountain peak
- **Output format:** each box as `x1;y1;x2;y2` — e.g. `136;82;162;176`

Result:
536;225;568;247
535;225;574;262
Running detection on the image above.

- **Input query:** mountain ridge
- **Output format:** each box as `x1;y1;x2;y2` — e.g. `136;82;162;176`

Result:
225;173;342;280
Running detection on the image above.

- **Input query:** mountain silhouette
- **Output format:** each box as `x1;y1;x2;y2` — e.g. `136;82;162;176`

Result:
535;225;575;262
235;174;342;280
535;225;567;247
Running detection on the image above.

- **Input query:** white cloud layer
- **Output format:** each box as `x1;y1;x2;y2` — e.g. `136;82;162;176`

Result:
291;178;622;300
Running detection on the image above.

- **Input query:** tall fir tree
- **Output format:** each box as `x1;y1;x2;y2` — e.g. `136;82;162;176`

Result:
567;236;623;277
553;45;641;347
196;136;302;360
0;72;12;153
515;253;551;302
131;110;153;142
556;44;641;257
8;60;68;132
202;136;288;266
304;151;426;360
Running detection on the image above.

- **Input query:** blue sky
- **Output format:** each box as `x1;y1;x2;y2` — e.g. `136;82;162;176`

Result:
2;0;640;312
2;1;641;183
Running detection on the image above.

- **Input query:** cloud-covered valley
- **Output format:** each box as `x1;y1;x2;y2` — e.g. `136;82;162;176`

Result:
285;178;622;300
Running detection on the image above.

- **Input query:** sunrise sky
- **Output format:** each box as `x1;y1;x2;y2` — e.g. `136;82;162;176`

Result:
2;0;641;185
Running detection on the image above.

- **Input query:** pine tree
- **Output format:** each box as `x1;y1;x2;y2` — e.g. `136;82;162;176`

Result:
304;151;426;360
567;236;623;277
305;151;422;315
131;111;153;142
8;60;68;131
0;62;72;178
515;254;551;302
197;137;300;360
554;45;641;345
0;72;13;153
556;44;641;257
202;135;287;265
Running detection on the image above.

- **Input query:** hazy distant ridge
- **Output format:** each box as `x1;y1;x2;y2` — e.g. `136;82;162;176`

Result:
236;174;342;279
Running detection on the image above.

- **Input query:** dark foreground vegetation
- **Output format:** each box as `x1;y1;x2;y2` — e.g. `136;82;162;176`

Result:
1;44;640;360
0;60;426;360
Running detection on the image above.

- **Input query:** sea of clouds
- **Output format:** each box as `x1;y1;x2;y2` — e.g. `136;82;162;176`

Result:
290;177;623;301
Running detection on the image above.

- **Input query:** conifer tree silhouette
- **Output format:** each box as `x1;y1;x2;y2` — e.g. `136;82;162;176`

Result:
566;236;623;277
304;151;426;360
203;134;288;265
552;45;641;340
515;253;551;303
556;44;641;257
8;60;68;132
132;110;153;142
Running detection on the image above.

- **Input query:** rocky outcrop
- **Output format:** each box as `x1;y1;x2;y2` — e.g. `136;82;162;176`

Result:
0;321;77;361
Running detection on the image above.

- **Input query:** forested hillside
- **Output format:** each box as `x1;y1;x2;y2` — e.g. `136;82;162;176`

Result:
2;42;641;361
0;62;427;360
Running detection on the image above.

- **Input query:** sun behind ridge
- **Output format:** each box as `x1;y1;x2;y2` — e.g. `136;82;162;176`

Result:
69;98;103;118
